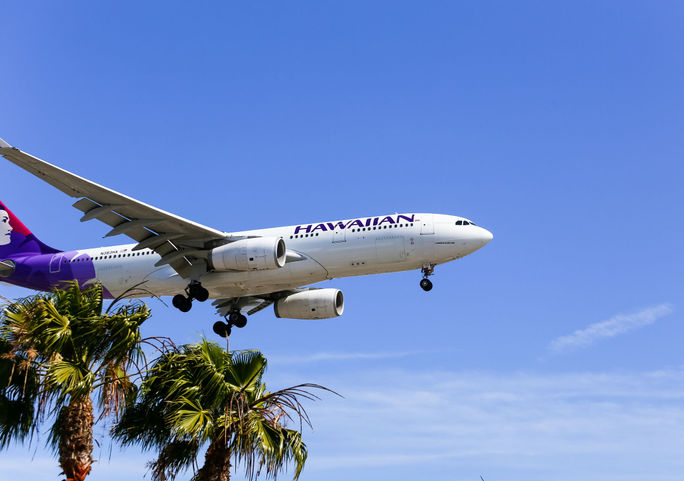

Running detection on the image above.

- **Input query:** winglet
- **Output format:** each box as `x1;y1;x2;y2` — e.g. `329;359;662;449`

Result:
0;138;11;149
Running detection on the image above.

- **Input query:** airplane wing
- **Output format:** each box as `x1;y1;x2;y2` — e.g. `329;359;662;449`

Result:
0;137;227;277
213;295;280;317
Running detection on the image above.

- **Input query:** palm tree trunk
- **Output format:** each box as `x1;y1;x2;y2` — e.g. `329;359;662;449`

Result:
196;437;231;481
58;396;94;481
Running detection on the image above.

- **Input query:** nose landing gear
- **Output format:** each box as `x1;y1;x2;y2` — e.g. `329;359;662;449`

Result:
172;281;210;312
212;310;248;338
420;263;435;292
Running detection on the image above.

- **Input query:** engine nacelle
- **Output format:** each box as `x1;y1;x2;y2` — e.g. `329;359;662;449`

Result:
274;289;344;320
210;237;286;271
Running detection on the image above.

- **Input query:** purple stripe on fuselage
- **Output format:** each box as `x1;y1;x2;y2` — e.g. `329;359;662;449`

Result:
6;250;114;298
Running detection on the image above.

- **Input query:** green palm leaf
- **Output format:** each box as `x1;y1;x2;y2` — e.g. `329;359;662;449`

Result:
0;281;152;481
115;338;333;481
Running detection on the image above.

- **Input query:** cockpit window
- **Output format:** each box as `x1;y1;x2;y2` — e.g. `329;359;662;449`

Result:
455;220;463;225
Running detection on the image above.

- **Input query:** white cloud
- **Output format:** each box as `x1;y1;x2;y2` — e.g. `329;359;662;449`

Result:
292;367;684;480
548;304;673;353
6;367;684;481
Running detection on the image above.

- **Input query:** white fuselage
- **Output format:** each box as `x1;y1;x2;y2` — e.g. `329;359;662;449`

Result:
66;213;492;299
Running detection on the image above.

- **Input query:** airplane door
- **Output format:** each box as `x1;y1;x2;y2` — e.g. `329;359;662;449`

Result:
49;253;64;273
376;236;406;263
420;215;434;235
332;227;346;243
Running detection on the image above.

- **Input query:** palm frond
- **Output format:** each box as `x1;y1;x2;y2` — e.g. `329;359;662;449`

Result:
0;280;150;479
115;337;333;481
225;350;268;391
168;396;214;440
0;338;40;447
47;360;96;402
112;401;172;449
148;439;200;481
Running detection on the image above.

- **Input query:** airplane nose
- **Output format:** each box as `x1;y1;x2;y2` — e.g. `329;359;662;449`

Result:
479;227;493;245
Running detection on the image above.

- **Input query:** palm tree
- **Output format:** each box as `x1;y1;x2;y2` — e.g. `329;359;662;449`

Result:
114;339;333;481
0;282;154;481
0;335;40;448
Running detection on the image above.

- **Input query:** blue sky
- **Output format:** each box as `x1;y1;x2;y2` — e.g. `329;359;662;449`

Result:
1;1;684;480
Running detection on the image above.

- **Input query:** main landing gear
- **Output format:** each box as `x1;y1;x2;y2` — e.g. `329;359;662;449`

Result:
212;310;248;338
172;281;210;312
420;263;435;292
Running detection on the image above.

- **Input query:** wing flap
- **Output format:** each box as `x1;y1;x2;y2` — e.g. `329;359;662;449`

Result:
0;143;225;240
0;139;227;278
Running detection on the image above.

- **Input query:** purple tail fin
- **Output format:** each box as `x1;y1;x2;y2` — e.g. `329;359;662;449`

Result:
0;200;60;258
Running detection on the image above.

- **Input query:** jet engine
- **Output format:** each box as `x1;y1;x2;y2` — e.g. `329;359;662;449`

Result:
0;259;15;278
274;289;344;320
210;237;287;271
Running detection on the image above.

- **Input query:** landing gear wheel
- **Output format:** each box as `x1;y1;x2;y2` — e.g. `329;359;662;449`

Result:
420;278;433;292
195;288;209;302
228;311;247;328
173;294;192;312
212;321;230;338
188;283;209;302
233;314;247;328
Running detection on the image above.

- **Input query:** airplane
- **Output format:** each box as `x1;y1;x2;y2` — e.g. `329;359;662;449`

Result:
0;137;493;337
